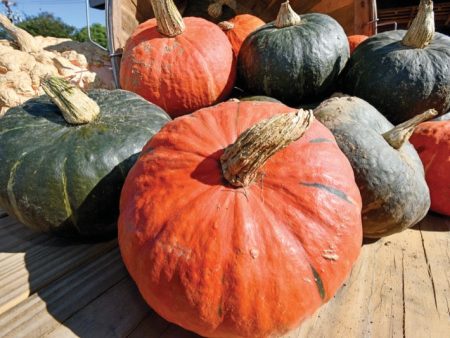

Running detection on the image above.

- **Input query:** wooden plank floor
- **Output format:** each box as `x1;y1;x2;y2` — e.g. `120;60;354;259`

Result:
0;211;448;338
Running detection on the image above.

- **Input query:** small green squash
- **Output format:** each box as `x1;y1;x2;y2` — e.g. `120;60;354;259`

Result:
341;0;450;124
0;77;170;238
314;95;433;238
238;2;349;105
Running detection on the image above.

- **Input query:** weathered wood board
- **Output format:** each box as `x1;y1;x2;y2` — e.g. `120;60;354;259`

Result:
109;0;375;55
0;212;448;337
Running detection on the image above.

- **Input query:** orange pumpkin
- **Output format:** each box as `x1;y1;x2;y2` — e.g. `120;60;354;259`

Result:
119;100;362;337
120;0;236;118
219;14;265;57
410;120;450;216
348;34;368;54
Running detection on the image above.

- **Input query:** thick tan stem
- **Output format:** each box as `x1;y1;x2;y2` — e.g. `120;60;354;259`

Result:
150;0;185;37
383;109;438;149
41;76;100;125
402;0;435;48
275;1;301;28
0;14;40;53
221;109;314;187
218;21;234;31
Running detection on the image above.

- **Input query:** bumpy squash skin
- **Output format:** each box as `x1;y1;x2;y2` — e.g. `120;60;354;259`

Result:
119;101;362;338
238;13;349;105
315;96;431;238
120;17;236;118
342;30;450;124
0;90;170;238
410;121;450;216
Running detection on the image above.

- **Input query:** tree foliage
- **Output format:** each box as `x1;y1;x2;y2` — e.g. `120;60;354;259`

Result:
17;12;76;38
72;23;107;48
1;11;108;48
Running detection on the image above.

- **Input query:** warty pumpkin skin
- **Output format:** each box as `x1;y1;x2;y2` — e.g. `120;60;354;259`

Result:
119;100;363;338
120;0;236;118
0;89;170;238
410;121;450;216
314;96;431;238
238;3;349;105
219;14;265;57
341;0;450;124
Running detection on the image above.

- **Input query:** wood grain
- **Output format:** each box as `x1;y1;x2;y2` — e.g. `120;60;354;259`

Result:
0;248;126;338
0;214;448;337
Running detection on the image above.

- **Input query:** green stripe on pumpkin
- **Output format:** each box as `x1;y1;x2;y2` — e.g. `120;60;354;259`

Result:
310;264;326;300
300;182;353;204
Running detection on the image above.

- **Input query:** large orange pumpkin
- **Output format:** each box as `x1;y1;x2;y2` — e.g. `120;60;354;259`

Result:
347;34;368;54
218;14;265;57
120;0;236;118
119;100;363;337
410;120;450;216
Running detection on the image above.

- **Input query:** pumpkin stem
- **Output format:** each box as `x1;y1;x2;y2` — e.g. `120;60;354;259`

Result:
218;21;235;31
208;0;249;18
221;109;314;187
382;109;438;149
41;76;100;125
275;1;301;28
402;0;435;48
0;14;41;53
150;0;185;37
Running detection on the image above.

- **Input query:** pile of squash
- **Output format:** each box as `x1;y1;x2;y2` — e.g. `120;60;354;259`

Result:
0;0;448;337
0;14;114;117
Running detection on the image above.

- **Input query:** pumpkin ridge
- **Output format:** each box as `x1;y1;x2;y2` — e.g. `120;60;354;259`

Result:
252;187;331;307
6;160;27;226
179;34;220;104
154;39;170;112
258;175;360;301
60;157;76;226
221;192;317;336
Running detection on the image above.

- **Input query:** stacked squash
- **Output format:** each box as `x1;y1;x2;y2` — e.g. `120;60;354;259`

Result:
0;0;448;337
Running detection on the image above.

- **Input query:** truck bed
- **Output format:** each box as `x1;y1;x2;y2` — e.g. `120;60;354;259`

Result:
0;210;448;337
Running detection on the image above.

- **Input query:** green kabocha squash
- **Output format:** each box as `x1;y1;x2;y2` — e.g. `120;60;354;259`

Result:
238;2;349;105
239;95;281;103
342;0;450;124
0;77;170;238
314;95;434;238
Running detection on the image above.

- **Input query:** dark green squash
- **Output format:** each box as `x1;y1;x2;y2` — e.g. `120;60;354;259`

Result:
435;111;450;121
0;78;170;238
341;0;450;124
314;95;433;238
239;95;281;103
238;2;349;105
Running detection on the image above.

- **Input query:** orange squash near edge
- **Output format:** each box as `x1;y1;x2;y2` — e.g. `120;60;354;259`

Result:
410;120;450;216
219;14;265;57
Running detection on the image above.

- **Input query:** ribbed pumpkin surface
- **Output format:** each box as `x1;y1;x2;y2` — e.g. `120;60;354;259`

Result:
119;101;362;337
410;121;450;216
0;89;170;238
120;17;236;118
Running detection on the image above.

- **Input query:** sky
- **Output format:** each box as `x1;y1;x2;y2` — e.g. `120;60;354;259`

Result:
2;0;105;28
